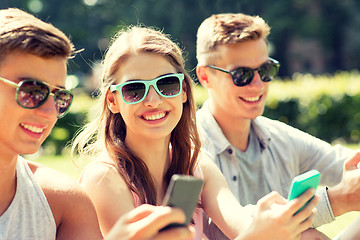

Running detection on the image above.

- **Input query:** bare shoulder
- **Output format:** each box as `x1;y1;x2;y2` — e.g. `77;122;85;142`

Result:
79;161;136;234
27;160;103;239
79;161;134;209
28;160;81;191
198;152;221;178
27;160;86;202
27;160;92;211
79;161;129;193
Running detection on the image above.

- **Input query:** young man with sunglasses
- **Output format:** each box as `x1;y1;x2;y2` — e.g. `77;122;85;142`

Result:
196;13;360;239
0;8;195;240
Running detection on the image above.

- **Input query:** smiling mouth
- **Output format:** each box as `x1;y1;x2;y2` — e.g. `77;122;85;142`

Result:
241;95;261;102
142;111;167;121
20;123;45;134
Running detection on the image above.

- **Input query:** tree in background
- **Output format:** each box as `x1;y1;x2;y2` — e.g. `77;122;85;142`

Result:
2;0;360;154
2;0;359;77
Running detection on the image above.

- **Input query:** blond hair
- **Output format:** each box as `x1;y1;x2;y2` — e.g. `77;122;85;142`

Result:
0;8;74;62
196;13;270;65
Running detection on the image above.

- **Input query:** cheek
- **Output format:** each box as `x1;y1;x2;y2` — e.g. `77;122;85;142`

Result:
174;98;185;119
261;83;270;95
118;104;130;120
39;120;57;144
118;103;138;126
217;77;235;92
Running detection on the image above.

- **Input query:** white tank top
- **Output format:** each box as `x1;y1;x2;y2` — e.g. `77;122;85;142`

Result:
0;156;56;239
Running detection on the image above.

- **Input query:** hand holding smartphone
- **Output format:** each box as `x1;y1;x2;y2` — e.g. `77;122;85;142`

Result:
160;174;204;231
287;169;321;213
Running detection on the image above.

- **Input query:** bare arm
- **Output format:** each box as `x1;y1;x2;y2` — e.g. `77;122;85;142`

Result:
53;188;103;240
200;154;251;238
237;190;319;240
327;151;360;216
33;163;103;240
106;204;195;240
199;154;320;240
79;163;136;235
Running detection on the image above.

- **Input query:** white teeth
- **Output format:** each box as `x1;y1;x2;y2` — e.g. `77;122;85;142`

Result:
143;112;166;121
21;123;44;133
243;96;260;102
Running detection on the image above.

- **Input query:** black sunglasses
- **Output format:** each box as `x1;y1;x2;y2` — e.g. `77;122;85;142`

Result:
206;58;280;87
0;76;73;118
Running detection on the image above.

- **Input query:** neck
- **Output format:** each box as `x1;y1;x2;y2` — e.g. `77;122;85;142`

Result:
0;154;18;215
125;135;170;193
209;101;251;152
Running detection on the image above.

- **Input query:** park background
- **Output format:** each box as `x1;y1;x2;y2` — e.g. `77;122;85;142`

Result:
2;0;360;238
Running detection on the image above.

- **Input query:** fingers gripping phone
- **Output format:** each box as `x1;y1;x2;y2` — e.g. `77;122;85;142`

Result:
160;174;204;231
287;169;321;212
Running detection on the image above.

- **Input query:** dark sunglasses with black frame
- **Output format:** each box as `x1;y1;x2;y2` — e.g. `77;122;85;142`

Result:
0;76;73;118
206;58;280;87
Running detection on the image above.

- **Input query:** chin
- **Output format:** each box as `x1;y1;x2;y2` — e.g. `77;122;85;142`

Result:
20;149;40;156
18;143;42;156
247;110;264;120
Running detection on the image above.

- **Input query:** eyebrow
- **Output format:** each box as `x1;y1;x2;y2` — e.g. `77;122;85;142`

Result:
229;58;271;71
124;73;176;83
19;77;66;89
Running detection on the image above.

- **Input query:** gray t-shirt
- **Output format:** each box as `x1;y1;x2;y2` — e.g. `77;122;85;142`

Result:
0;156;56;239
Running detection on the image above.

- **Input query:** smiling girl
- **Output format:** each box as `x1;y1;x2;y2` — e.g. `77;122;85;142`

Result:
72;26;319;240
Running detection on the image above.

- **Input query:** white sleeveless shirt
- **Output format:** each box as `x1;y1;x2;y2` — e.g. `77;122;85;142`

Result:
0;156;56;239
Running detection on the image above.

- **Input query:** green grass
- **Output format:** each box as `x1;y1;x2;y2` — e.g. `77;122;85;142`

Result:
318;211;360;238
25;151;87;180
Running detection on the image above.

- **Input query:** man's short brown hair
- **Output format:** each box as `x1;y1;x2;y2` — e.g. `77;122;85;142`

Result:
196;13;270;65
0;8;74;62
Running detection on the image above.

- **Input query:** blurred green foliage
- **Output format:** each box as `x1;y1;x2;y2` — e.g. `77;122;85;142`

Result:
43;90;89;155
265;70;360;144
197;70;360;144
43;71;360;155
2;0;360;76
3;0;360;153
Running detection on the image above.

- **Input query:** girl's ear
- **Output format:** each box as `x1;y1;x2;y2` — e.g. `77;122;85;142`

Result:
196;65;211;88
182;80;187;103
106;89;120;114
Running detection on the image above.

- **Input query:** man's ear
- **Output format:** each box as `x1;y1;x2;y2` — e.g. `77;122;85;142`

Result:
196;65;211;88
106;89;120;114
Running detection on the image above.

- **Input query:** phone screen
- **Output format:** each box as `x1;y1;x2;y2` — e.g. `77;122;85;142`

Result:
160;174;204;230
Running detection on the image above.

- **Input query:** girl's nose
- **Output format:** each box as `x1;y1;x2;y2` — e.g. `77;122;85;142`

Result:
143;86;163;107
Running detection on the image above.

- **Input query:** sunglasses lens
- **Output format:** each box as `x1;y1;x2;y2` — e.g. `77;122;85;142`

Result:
17;81;49;108
232;68;253;86
259;62;279;82
55;91;73;117
122;82;146;103
156;76;181;96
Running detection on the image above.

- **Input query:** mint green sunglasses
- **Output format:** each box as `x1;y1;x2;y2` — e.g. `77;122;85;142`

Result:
110;73;184;104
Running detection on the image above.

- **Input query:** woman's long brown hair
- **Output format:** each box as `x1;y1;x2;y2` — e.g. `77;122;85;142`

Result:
72;26;201;205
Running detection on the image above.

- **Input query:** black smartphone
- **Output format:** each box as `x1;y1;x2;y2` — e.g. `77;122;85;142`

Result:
160;174;204;231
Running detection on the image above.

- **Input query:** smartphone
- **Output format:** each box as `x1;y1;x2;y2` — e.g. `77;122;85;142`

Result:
287;169;321;212
160;174;204;231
